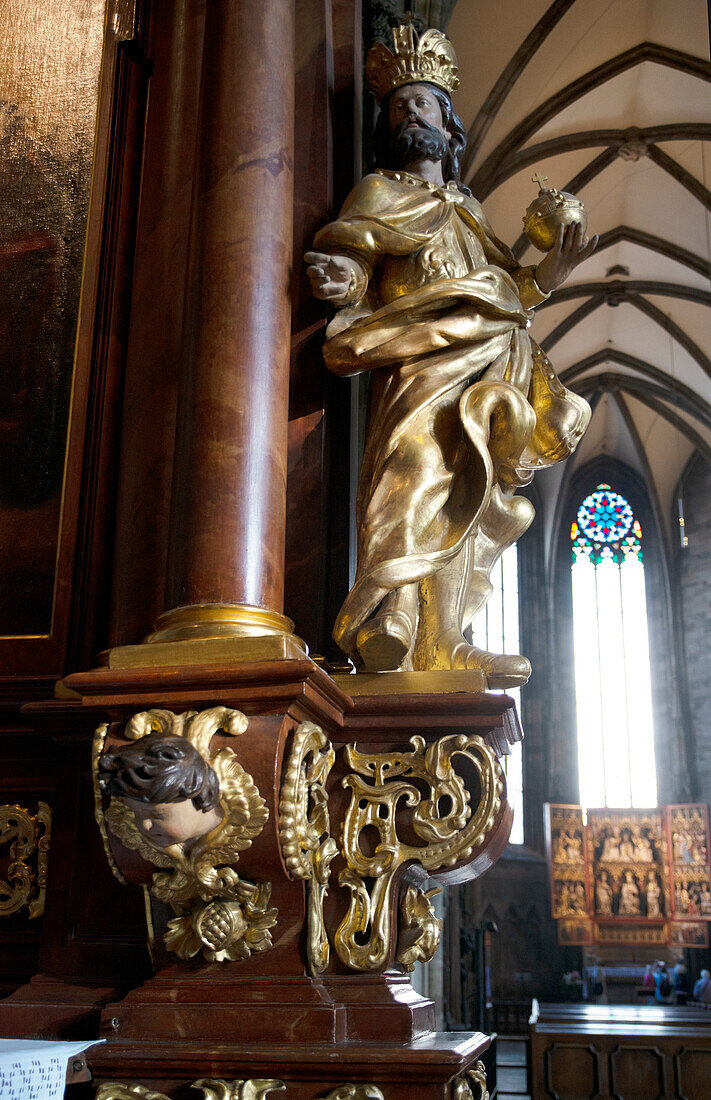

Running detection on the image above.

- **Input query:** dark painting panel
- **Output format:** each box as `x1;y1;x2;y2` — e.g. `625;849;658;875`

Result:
0;0;107;635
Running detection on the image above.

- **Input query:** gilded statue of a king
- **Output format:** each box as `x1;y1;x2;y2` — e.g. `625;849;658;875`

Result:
306;23;595;686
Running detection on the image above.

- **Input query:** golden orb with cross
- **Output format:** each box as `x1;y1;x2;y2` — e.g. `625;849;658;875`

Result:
523;172;588;252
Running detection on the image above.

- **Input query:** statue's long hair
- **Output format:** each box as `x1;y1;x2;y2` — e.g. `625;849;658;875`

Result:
371;83;470;193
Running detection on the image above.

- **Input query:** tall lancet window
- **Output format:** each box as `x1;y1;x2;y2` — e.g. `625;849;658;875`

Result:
471;544;524;844
570;483;657;811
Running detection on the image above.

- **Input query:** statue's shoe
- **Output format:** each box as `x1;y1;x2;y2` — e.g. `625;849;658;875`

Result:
424;629;531;687
356;610;412;672
455;644;531;688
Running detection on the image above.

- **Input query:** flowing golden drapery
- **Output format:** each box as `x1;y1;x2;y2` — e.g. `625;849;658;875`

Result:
315;170;590;664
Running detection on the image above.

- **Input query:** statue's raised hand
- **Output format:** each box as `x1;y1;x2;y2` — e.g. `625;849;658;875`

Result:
534;222;598;294
304;251;357;303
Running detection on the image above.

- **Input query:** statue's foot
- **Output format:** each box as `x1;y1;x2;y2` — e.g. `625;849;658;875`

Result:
356;610;412;672
426;630;531;687
457;644;531;688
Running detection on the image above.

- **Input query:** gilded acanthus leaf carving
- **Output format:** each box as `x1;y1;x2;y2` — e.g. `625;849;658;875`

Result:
96;1081;286;1100
396;886;442;972
95;1086;172;1100
93;707;275;964
336;734;503;970
278;721;337;975
452;1062;489;1100
0;801;51;918
192;1080;286;1100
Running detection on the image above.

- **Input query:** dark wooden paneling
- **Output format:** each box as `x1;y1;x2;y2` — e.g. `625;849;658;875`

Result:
531;1003;711;1100
675;1047;711;1100
610;1045;665;1100
546;1042;599;1100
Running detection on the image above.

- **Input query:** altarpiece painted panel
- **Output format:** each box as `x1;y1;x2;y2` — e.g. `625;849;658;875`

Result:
544;803;711;946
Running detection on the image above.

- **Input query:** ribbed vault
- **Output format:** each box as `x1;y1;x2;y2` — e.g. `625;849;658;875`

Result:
447;0;711;553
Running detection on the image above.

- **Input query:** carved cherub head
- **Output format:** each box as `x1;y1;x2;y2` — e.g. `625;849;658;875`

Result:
98;733;223;851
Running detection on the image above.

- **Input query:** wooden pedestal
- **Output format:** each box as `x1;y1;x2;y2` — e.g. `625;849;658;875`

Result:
1;658;520;1098
89;1032;492;1099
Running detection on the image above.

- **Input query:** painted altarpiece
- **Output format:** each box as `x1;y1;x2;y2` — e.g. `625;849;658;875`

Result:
545;803;711;948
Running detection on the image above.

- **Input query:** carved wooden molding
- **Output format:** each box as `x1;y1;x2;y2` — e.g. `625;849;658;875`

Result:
95;1083;387;1099
452;1061;489;1100
278;726;506;975
335;734;503;971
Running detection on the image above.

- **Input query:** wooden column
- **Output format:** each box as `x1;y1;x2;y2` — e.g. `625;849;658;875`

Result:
109;0;205;650
148;0;301;651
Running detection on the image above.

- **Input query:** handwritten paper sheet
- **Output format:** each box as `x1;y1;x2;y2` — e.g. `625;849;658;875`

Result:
0;1038;103;1099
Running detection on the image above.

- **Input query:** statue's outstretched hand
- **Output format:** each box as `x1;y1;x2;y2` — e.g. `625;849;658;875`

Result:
534;222;598;294
304;251;357;303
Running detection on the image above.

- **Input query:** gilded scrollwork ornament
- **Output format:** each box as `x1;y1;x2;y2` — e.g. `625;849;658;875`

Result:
396;885;442;972
278;721;337;975
335;734;503;970
96;1081;286;1100
0;801;51;918
452;1062;489;1100
93;707;275;964
95;1086;171;1100
192;1081;286;1100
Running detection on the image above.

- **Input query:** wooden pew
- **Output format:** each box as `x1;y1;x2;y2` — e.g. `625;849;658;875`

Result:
529;999;711;1099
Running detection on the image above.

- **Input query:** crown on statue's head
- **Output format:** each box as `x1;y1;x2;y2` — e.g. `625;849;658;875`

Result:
366;17;459;103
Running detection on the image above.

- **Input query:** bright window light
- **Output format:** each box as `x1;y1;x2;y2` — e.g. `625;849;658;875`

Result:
471;543;524;844
571;483;657;811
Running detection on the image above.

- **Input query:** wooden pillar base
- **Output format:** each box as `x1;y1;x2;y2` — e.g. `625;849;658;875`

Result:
144;605;304;646
96;972;436;1046
9;660;517;1099
108;619;308;670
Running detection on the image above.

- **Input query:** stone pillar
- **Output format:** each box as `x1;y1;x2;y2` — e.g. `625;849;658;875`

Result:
147;0;302;654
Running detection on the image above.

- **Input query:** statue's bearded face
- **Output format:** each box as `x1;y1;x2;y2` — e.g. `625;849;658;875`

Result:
386;82;451;168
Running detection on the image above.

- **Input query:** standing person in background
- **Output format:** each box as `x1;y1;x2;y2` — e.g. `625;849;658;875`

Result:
653;961;674;1004
674;961;689;1006
692;968;710;1004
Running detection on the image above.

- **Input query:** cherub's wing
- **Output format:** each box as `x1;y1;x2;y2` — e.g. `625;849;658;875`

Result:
103;799;175;869
191;750;268;878
186;706;248;759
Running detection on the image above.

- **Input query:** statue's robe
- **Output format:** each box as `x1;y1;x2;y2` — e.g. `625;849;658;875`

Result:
315;169;590;660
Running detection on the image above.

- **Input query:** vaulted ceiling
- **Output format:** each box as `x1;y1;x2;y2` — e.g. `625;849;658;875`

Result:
446;0;711;559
